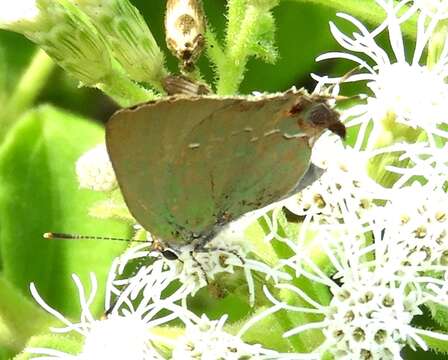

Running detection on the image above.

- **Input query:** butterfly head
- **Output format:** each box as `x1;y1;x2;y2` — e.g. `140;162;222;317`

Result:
307;100;346;139
289;95;346;141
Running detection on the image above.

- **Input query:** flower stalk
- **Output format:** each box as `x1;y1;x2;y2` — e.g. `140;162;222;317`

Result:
0;49;54;139
208;0;279;94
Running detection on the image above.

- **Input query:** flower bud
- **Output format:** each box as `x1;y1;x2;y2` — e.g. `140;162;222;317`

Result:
0;0;112;86
76;144;117;192
71;0;167;85
165;0;206;72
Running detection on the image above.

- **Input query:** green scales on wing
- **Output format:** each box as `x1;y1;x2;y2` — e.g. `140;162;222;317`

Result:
106;88;344;248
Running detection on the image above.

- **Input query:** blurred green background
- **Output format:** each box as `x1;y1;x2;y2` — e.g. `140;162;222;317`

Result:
0;0;443;359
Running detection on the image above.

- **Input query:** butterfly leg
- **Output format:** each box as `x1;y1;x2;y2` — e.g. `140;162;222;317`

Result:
189;250;209;285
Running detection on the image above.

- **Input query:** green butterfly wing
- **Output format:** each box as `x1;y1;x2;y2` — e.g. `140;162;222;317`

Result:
106;90;312;246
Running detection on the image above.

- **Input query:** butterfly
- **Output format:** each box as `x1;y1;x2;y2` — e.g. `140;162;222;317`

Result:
105;87;345;251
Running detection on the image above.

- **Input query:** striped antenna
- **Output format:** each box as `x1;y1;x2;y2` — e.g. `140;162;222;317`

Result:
43;232;148;243
43;233;179;261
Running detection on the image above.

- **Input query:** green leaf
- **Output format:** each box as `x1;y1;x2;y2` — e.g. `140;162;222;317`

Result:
0;45;6;106
247;12;278;63
427;302;448;332
419;332;448;355
0;105;130;319
0;275;54;352
15;333;82;360
0;346;15;360
228;306;293;352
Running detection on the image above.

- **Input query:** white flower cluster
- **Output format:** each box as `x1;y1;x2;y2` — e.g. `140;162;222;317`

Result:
323;276;423;360
377;185;448;270
284;134;381;221
76;144;117;192
171;315;276;360
314;1;448;146
265;196;448;359
263;1;448;359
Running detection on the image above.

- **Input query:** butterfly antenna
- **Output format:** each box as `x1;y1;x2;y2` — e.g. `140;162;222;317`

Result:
319;65;363;97
43;232;148;243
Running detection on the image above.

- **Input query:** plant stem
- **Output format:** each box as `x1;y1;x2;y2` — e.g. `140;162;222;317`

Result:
217;5;264;94
97;69;160;107
0;49;54;140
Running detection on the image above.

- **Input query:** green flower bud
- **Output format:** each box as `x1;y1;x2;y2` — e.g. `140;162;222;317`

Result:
71;0;167;87
0;0;112;86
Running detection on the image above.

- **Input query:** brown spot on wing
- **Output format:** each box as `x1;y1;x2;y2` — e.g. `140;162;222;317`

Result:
176;14;196;35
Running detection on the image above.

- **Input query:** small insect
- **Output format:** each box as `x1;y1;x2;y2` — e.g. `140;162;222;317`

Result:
165;0;206;72
163;74;211;96
105;88;345;253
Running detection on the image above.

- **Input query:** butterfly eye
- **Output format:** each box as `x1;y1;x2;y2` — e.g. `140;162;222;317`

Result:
309;102;334;126
308;102;346;140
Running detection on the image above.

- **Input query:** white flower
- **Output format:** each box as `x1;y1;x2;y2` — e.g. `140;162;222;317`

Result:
27;257;194;359
367;63;448;130
171;314;277;360
0;0;39;29
259;197;448;359
372;184;448;272
415;0;448;18
105;242;289;356
28;273;165;359
108;227;290;308
320;273;423;360
314;1;448;144
375;141;448;190
284;134;384;221
271;3;448;356
179;221;289;299
80;315;157;360
76;144;117;192
104;242;194;312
